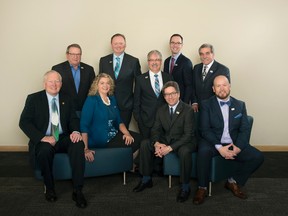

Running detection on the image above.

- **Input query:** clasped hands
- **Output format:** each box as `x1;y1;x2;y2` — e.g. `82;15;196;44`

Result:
154;142;172;158
218;143;241;160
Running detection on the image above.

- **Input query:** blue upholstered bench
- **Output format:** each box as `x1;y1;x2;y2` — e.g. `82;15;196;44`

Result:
34;147;133;185
163;115;253;196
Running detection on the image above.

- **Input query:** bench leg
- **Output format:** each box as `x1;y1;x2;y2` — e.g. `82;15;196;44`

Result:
208;182;212;196
123;172;126;185
169;175;172;188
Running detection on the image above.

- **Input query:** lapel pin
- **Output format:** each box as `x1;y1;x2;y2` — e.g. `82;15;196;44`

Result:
81;67;84;69
176;111;180;114
62;102;65;105
175;64;178;66
145;76;149;79
210;70;213;73
231;108;235;111
109;61;113;63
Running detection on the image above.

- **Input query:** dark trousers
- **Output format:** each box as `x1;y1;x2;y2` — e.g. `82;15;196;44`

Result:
197;139;264;187
35;135;85;190
107;130;141;153
119;109;132;129
137;121;151;140
139;139;193;184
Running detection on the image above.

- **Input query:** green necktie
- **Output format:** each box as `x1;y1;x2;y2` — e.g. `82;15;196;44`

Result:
51;98;59;141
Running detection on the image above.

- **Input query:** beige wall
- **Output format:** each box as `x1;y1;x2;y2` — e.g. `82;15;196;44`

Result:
1;0;287;147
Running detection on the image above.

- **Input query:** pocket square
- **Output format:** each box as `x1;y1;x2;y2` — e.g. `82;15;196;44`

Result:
234;113;242;119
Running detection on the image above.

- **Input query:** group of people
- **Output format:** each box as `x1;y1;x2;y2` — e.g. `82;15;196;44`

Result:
19;33;264;208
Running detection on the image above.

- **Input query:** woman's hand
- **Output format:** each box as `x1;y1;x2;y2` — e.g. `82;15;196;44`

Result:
122;134;134;145
84;148;95;162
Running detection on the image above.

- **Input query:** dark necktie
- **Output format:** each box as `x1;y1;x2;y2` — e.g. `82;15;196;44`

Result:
170;57;175;74
170;107;173;120
202;65;207;80
51;98;59;141
114;57;120;79
154;74;160;97
220;100;231;106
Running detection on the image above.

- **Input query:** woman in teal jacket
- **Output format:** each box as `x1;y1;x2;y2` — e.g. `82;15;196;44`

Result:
80;73;141;162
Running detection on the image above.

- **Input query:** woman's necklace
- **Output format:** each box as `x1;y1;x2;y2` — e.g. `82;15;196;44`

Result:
100;95;111;106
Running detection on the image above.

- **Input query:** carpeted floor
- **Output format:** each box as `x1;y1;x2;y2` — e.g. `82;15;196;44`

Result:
0;152;288;215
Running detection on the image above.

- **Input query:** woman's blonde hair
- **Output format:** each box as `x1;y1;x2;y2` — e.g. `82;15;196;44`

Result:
88;73;115;96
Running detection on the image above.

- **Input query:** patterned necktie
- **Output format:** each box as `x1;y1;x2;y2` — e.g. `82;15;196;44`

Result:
202;65;207;80
51;98;59;141
154;74;160;97
114;57;120;79
170;57;175;74
170;107;173;120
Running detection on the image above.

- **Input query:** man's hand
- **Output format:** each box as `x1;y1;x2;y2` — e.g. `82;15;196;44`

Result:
218;144;238;160
84;149;95;162
154;142;172;158
41;136;56;146
70;132;82;143
192;104;199;112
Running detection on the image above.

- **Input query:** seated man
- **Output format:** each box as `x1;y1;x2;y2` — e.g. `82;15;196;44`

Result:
193;75;264;205
19;70;87;208
133;81;197;203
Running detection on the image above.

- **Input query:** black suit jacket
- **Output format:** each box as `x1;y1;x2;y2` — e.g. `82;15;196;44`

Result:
199;96;250;150
52;61;95;111
19;90;80;167
99;53;141;111
151;101;197;151
133;71;173;128
164;54;193;103
192;60;230;104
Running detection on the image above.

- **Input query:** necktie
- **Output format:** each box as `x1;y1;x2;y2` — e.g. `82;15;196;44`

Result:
114;57;120;79
220;100;231;106
170;107;173;120
154;74;160;97
170;57;175;74
51;98;59;141
202;65;207;80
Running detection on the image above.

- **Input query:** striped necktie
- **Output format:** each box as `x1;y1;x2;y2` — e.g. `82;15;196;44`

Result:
114;57;120;79
202;65;207;80
154;74;160;97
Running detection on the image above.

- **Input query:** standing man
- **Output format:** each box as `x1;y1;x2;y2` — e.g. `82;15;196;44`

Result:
192;43;230;112
164;34;193;104
133;50;173;139
193;75;264;205
99;33;142;128
52;44;95;116
133;81;197;203
19;70;87;208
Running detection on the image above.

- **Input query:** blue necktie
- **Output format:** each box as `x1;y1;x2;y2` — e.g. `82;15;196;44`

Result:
154;74;160;97
220;100;231;106
72;67;80;93
114;57;120;79
51;98;59;141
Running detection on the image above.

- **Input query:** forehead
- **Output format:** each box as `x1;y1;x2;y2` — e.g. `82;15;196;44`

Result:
199;47;212;54
99;77;110;83
68;47;81;53
164;86;176;92
214;77;229;86
171;36;182;42
46;73;60;80
149;52;160;59
112;36;125;43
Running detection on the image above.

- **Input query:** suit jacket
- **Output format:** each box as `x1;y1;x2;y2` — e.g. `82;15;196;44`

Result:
164;54;193;104
191;60;230;104
19;90;80;167
52;61;95;111
99;53;141;111
151;101;197;151
199;96;250;150
133;71;173;128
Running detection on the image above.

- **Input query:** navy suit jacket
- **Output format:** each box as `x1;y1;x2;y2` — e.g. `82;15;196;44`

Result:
192;60;230;104
199;96;250;150
19;90;80;167
133;71;173;128
151;101;197;151
99;53;141;111
164;54;193;104
52;61;95;111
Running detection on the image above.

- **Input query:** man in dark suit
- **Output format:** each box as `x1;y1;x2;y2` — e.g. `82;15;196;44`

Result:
133;81;197;203
133;50;173;139
193;75;264;205
19;70;87;208
164;34;193;104
52;44;95;116
191;43;230;112
99;33;141;128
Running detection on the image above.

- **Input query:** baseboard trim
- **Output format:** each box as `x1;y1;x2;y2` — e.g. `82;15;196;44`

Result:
0;145;288;152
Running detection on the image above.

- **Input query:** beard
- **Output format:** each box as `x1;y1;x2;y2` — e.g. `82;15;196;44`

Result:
215;90;230;100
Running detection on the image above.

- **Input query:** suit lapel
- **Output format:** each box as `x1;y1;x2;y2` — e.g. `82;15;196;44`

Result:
145;73;157;97
170;101;184;126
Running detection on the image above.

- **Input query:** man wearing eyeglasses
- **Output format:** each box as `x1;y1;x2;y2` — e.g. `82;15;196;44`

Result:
164;34;193;104
133;81;196;203
52;44;95;116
